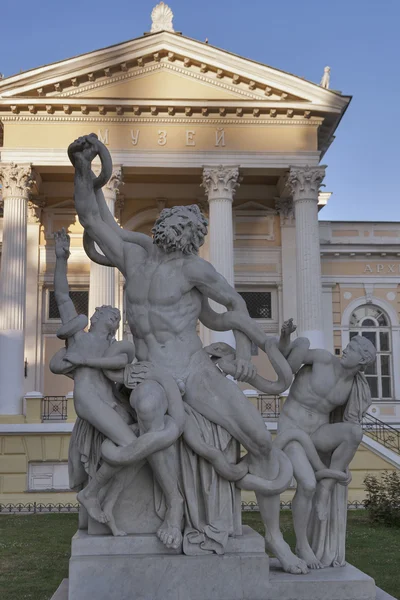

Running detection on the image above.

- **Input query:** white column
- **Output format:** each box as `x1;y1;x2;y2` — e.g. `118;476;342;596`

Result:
88;167;123;317
0;163;35;414
276;198;297;325
202;165;240;346
287;165;326;349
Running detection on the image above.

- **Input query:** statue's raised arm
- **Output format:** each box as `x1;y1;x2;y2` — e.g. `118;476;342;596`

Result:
68;134;153;274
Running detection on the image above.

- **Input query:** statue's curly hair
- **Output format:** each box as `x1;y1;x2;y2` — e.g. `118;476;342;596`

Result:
152;204;208;255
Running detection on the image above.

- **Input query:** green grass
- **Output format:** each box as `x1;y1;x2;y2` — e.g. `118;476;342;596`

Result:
0;511;398;599
243;510;400;598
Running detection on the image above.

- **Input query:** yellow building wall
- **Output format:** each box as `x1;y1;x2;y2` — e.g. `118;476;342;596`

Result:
0;433;76;505
0;429;395;506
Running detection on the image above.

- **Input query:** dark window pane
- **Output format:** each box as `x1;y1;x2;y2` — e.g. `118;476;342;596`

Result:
349;331;358;340
365;361;377;375
380;332;390;352
362;318;375;327
239;292;272;319
48;290;89;319
366;377;378;398
381;377;391;398
362;331;376;348
381;355;391;376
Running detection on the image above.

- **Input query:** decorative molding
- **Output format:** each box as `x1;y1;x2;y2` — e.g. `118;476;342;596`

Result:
202;165;241;201
1;148;320;169
287;165;326;202
0;114;322;126
0;163;35;200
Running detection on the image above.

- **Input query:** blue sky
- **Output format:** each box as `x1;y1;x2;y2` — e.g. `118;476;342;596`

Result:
1;0;399;221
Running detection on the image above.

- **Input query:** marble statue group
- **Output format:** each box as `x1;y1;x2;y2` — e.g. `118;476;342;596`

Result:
51;133;376;575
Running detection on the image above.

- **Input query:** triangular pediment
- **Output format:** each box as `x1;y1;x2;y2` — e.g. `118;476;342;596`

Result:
70;66;247;101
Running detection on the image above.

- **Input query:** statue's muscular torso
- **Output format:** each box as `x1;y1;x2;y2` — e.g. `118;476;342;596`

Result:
280;356;353;435
124;243;203;377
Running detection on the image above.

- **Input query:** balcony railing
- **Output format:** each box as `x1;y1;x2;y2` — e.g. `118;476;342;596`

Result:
256;395;280;419
362;413;400;454
42;396;67;421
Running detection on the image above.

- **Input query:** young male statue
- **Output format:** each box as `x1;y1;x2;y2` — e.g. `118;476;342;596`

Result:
50;228;186;544
67;133;309;574
277;327;376;569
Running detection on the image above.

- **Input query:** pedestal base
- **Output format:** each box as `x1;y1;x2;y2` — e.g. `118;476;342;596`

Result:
68;526;269;600
51;527;394;600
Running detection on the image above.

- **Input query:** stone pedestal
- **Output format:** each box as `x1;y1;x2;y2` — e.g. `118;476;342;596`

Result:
68;526;269;600
51;552;386;600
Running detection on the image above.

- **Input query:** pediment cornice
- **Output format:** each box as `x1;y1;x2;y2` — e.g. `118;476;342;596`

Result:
0;32;349;112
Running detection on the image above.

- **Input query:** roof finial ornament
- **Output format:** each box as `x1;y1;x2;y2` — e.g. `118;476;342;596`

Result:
320;66;331;89
151;2;175;33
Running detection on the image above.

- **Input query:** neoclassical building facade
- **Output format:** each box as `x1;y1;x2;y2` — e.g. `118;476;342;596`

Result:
0;7;398;504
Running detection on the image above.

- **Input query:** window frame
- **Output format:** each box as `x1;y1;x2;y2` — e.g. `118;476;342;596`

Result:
28;461;70;492
349;305;393;401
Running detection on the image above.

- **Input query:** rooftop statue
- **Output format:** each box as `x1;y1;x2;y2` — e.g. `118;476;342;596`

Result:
320;65;331;89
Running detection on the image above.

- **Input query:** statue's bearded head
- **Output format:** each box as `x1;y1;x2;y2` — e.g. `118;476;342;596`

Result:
152;205;208;255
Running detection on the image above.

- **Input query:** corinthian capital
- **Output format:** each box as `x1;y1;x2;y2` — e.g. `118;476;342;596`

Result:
0;163;35;200
202;165;241;202
275;197;294;225
104;167;124;197
287;165;326;202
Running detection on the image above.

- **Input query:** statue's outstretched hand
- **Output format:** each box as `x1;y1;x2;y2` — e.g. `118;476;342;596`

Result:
54;227;71;260
281;318;297;338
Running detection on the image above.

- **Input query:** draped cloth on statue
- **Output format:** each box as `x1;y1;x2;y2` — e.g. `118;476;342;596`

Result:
69;417;105;491
69;402;239;553
308;372;372;567
179;404;239;556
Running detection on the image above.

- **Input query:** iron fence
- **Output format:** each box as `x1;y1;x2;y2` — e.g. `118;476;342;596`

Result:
42;396;67;421
0;501;368;514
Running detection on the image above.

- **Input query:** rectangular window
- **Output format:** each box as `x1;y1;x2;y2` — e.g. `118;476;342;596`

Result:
28;462;70;491
48;290;89;320
239;292;272;320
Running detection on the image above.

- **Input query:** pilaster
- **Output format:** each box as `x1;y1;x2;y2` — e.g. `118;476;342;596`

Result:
275;197;297;326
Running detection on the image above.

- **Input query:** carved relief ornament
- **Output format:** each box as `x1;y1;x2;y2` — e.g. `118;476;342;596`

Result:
287;165;326;202
201;166;241;202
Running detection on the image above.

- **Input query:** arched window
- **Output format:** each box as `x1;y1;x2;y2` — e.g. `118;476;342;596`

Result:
349;305;392;400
